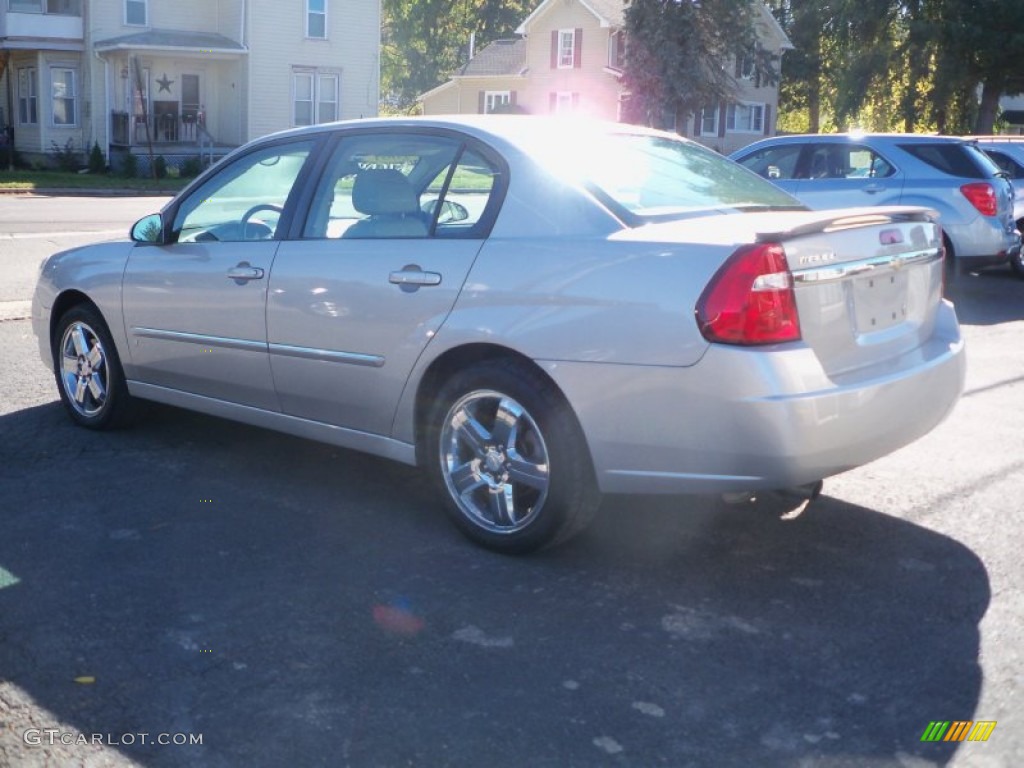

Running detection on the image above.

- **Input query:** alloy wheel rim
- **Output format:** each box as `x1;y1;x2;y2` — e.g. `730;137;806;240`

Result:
440;389;550;534
59;321;109;418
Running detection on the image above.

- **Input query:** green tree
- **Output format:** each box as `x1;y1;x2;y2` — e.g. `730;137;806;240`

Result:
932;0;1024;133
622;0;775;128
769;0;832;133
382;0;531;112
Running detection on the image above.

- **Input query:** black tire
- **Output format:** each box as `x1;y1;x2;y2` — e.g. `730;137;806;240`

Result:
1012;221;1024;279
425;359;600;554
52;304;135;429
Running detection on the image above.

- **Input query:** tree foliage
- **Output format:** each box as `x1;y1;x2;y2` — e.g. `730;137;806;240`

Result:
622;0;775;127
769;0;1024;135
382;0;532;113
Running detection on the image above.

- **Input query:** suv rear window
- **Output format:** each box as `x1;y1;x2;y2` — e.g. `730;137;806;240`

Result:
898;143;985;178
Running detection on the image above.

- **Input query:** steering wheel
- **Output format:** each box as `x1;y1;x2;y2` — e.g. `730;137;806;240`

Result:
241;204;284;240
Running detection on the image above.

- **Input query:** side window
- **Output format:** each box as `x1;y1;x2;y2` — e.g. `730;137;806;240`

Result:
303;134;501;239
421;148;497;237
810;145;896;180
984;149;1024;179
736;144;803;180
172;140;314;243
898;143;985;178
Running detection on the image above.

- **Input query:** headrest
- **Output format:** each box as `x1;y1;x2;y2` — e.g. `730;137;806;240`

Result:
351;169;419;216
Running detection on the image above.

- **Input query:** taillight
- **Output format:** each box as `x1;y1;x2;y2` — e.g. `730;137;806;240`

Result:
960;182;997;216
696;243;801;345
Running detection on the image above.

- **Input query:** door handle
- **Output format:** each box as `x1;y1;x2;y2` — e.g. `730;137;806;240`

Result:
226;265;265;281
863;184;884;194
389;267;442;287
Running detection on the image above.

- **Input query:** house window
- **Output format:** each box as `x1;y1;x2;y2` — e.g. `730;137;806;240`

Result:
9;0;43;11
307;0;327;39
484;91;510;114
317;74;338;122
125;0;146;25
700;104;718;136
726;102;764;133
293;69;339;126
18;67;38;125
738;55;756;81
51;67;76;125
558;29;575;68
608;30;626;70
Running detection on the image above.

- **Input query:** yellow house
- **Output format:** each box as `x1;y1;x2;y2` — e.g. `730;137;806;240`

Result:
419;0;792;154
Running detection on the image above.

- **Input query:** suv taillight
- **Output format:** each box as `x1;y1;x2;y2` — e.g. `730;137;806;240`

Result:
696;243;801;345
960;182;998;216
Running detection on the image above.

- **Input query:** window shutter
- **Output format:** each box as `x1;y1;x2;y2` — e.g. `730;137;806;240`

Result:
693;112;701;136
734;56;741;78
763;104;771;135
510;90;517;106
551;31;558;69
572;92;580;108
478;91;485;114
573;29;583;68
718;102;727;138
549;92;556;112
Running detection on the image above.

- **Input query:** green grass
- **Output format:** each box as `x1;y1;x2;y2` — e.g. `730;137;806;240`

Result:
0;170;189;193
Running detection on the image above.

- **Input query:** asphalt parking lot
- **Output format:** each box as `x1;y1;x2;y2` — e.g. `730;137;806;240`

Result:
1;196;1022;767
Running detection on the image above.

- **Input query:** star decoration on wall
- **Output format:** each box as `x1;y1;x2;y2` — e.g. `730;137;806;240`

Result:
156;73;175;93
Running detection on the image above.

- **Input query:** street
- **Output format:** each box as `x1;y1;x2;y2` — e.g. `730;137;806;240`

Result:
1;195;1022;767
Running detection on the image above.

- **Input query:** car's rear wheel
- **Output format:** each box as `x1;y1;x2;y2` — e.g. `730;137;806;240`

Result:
53;305;134;429
1012;221;1024;279
427;360;600;554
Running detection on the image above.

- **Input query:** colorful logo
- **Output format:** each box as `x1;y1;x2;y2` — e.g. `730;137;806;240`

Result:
920;721;997;742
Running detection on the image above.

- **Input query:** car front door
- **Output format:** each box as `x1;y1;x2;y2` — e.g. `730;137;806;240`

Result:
122;138;318;409
267;131;504;435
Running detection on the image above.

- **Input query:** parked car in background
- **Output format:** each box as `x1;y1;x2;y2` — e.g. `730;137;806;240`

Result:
33;117;965;553
970;136;1024;277
730;134;1021;278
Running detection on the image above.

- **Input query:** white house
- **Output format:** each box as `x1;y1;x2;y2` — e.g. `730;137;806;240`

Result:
420;0;792;155
0;0;380;170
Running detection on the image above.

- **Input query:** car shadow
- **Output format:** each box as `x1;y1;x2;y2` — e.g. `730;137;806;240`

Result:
947;267;1024;325
0;403;989;767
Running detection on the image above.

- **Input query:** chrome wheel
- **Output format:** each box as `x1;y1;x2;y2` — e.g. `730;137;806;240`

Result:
439;389;550;535
59;320;109;418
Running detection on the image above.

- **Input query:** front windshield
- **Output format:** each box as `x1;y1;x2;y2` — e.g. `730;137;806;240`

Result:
533;128;803;220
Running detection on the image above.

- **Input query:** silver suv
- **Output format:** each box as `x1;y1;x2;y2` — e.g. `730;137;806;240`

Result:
971;136;1024;277
731;134;1021;277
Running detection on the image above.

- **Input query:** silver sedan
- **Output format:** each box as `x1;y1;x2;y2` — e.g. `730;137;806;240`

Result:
33;117;966;553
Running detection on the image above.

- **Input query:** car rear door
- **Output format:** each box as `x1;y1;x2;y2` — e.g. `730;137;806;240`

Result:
266;131;505;436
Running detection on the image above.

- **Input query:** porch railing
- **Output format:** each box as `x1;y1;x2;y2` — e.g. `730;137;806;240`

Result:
109;109;209;147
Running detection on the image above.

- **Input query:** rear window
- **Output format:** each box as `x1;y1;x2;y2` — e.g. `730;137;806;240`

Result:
544;133;803;221
898;142;988;178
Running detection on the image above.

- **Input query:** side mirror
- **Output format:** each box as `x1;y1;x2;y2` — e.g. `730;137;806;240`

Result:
130;213;165;244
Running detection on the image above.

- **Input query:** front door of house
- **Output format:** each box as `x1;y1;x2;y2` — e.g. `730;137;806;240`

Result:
181;74;200;140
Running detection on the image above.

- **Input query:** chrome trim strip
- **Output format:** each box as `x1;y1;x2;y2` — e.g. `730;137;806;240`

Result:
131;327;267;352
269;343;385;368
792;247;941;285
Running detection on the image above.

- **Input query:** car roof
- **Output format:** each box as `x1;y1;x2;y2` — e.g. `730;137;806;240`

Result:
248;115;673;156
744;133;968;145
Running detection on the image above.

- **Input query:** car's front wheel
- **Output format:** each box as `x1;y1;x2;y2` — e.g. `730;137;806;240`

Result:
427;360;600;554
53;305;134;429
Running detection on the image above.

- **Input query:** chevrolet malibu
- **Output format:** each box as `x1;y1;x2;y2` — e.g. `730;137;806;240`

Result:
33;117;965;553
